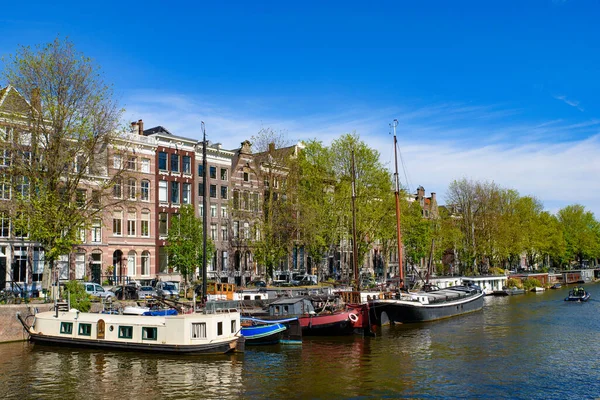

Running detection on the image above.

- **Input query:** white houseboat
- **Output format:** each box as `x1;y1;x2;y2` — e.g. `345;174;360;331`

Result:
18;307;244;354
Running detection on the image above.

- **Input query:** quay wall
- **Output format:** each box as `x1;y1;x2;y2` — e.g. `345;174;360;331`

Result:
0;303;105;343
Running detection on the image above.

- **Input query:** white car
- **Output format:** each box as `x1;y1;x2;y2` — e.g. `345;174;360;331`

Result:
82;282;115;300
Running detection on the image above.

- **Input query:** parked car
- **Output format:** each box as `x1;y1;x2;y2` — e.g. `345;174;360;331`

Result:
113;284;139;300
82;282;115;300
155;281;180;300
138;286;157;300
247;279;267;288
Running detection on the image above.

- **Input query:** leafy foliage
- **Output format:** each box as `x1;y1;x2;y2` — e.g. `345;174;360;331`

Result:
165;205;214;284
63;280;91;312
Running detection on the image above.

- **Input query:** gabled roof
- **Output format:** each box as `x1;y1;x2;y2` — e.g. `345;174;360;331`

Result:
0;85;32;114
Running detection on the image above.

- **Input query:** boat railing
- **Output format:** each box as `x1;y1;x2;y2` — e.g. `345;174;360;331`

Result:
204;300;240;314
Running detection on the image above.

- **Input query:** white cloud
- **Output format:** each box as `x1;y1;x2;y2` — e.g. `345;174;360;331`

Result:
554;94;584;112
123;90;600;217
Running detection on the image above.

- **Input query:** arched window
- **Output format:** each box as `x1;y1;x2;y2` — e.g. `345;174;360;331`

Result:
141;251;150;276
127;250;136;277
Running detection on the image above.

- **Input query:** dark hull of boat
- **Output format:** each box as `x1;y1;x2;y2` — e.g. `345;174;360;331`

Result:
373;292;485;324
564;294;590;302
244;332;283;345
493;289;525;296
29;333;242;354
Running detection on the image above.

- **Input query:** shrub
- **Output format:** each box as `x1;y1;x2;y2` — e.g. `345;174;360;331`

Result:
506;278;522;289
522;278;542;291
64;280;91;312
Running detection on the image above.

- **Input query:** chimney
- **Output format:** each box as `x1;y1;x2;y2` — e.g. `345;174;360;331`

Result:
268;142;275;153
131;121;138;133
31;88;41;113
138;119;144;135
431;192;436;203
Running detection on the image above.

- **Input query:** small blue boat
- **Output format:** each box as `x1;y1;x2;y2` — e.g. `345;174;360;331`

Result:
241;317;302;345
564;286;590;302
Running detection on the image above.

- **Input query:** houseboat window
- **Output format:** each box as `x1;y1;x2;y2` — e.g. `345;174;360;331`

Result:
254;295;260;300
231;320;236;333
60;322;73;334
78;323;92;336
244;295;250;300
275;306;280;313
142;327;157;341
217;321;223;336
283;306;289;315
118;326;133;339
191;323;206;339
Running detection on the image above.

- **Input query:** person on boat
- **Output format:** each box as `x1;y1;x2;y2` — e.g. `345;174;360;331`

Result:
399;279;408;293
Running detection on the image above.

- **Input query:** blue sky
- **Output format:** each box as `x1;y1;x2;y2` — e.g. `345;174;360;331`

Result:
2;1;600;215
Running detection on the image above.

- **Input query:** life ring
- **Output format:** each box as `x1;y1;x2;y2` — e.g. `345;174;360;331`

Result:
349;313;359;323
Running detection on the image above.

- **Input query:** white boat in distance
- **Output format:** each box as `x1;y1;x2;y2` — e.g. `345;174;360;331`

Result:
18;307;244;354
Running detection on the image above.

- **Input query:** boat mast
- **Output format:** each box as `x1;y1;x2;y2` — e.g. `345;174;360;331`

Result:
351;150;360;291
201;121;208;304
392;119;404;284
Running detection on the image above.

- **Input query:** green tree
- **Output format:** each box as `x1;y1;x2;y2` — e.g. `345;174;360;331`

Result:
2;38;127;293
166;205;214;286
558;204;599;267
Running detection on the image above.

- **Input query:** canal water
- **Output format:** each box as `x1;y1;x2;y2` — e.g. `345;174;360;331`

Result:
1;284;599;399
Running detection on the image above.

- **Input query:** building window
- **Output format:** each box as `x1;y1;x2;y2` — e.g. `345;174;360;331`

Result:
0;149;10;167
142;327;157;341
244;222;250;239
91;219;102;243
79;323;92;336
0;179;10;200
140;180;150;201
141;158;150;173
191;323;206;339
243;172;249;182
0;212;10;237
182;156;191;174
91;190;100;208
75;189;86;207
222;251;228;271
127;211;136;236
182;183;191;204
113;154;122;169
210;185;217;198
128;178;136;200
233;191;239;209
60;322;73;334
233;221;239;238
221;225;228;241
252;193;259;212
217;321;223;336
210;205;217;218
198;182;204;197
17;176;29;198
210;166;216;179
198;164;204;177
211;224;217;241
243;192;249;210
141;251;150;276
171;181;180;204
231;320;236;334
171;153;179;172
158;247;168;273
127;250;136;276
113;178;122;199
159;213;168;236
199;204;204;217
220;168;227;180
126;156;136;171
118;326;133;339
221;206;228;218
113;210;123;236
221;186;228;199
158;181;167;203
158;152;168;171
141;211;150;237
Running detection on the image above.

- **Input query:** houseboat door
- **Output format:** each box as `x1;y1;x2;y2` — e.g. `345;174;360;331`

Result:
97;319;105;339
